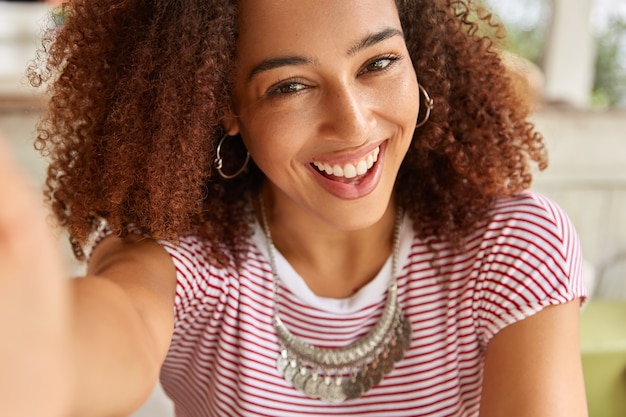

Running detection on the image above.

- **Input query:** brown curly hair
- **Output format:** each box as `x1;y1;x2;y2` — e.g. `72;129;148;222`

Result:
29;0;546;264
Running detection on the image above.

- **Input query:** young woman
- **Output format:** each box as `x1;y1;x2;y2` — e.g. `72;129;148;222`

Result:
1;0;587;416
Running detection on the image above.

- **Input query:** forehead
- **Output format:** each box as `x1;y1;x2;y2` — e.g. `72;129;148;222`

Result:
235;0;403;59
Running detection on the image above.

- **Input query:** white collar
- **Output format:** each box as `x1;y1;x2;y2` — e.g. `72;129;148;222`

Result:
251;214;413;314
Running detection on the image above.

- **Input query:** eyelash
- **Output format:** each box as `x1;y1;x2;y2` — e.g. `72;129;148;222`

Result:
265;53;403;98
266;77;309;97
359;54;402;75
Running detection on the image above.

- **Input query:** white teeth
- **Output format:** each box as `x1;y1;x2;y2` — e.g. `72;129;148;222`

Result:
343;164;357;179
356;160;368;175
313;146;380;179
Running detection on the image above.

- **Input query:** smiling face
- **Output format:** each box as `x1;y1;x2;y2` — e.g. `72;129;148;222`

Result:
226;0;420;231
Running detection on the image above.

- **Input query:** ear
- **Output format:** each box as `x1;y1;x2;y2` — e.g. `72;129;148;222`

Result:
221;109;241;136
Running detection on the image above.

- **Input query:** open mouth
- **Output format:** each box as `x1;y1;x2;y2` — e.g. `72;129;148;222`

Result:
311;146;380;184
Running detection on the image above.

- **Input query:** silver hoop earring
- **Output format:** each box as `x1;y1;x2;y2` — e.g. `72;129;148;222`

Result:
214;133;250;179
416;84;433;128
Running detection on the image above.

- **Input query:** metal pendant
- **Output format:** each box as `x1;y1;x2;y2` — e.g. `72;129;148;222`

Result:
275;312;412;402
262;196;412;403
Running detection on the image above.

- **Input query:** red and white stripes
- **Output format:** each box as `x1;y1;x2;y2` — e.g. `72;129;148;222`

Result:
155;191;586;416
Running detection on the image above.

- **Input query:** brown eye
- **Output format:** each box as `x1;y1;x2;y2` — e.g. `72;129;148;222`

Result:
359;55;401;75
266;79;309;97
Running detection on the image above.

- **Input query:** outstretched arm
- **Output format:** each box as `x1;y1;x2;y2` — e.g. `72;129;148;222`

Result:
480;300;588;417
0;135;72;417
73;235;177;416
0;135;178;417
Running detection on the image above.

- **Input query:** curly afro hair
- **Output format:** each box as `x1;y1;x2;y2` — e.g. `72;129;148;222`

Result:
29;0;546;264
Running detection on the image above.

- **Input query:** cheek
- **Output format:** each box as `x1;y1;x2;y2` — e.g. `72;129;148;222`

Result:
240;122;305;172
399;78;421;123
375;73;420;129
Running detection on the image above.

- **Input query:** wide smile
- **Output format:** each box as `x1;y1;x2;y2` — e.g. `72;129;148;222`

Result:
311;146;380;184
307;143;386;200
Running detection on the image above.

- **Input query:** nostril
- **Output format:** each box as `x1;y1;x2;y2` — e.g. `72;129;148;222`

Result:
321;87;376;140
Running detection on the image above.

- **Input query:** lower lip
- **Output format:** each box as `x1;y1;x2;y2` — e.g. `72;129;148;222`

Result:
308;142;386;200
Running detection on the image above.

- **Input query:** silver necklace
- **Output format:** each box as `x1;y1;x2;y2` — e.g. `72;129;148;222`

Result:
258;196;412;403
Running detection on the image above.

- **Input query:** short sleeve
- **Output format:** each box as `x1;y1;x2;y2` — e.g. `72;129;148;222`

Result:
474;192;587;345
158;236;231;326
82;220;113;260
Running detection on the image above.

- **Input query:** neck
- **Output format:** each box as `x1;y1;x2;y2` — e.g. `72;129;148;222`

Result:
257;189;398;298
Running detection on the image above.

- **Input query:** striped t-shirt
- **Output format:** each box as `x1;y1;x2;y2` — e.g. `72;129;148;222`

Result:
156;191;586;416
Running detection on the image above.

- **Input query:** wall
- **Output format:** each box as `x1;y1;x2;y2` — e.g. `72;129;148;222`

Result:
532;108;626;299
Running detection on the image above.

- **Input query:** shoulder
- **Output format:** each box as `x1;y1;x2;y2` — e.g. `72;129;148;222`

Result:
156;231;269;315
491;190;573;229
472;191;586;341
158;231;264;276
482;190;583;288
486;191;580;258
157;233;236;296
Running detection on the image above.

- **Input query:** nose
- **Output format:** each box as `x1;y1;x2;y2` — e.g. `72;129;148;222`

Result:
318;81;377;144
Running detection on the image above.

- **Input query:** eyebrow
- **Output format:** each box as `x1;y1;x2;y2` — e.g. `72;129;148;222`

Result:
248;56;314;80
247;27;404;81
347;27;404;56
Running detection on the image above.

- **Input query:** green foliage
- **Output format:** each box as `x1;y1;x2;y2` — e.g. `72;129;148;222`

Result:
593;17;626;108
486;0;626;108
484;0;550;66
502;27;545;67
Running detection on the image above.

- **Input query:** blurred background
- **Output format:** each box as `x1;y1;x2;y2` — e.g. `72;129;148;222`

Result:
0;0;625;416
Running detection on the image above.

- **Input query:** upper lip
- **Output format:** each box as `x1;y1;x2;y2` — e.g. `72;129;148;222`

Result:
311;141;384;166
